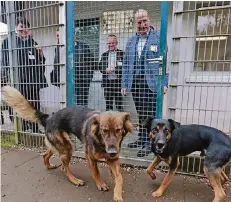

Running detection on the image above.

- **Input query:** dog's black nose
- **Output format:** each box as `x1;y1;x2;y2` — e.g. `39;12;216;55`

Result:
157;143;164;149
107;146;117;157
109;153;117;158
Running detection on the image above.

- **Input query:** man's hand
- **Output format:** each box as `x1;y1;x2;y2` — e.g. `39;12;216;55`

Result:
106;67;115;74
121;88;127;96
164;86;168;94
106;67;112;73
27;30;33;37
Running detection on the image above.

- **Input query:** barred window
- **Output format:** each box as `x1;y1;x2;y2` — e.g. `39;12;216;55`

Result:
194;2;231;71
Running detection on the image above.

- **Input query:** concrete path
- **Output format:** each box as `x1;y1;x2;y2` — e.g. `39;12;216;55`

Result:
1;148;230;202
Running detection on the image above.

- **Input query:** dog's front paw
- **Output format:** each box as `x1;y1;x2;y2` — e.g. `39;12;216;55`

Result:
113;195;123;202
73;178;85;186
152;190;163;197
147;169;156;180
96;182;109;191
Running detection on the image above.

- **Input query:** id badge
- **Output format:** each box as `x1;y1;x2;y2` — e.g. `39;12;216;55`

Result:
28;50;35;60
117;61;123;66
150;44;158;52
28;54;35;60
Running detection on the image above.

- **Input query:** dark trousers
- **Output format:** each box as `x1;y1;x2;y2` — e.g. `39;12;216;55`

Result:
9;84;40;133
75;81;91;106
132;77;157;144
104;79;123;111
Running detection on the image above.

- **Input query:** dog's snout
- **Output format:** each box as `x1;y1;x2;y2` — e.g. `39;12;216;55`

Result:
107;145;117;157
157;143;164;149
156;139;165;150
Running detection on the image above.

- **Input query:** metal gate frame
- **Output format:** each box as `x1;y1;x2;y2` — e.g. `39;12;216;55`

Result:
166;1;231;177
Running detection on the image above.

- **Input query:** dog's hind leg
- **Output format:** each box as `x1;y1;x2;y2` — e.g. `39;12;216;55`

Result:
42;149;57;169
47;131;84;186
147;156;161;180
107;159;123;202
204;167;226;202
60;152;84;186
59;132;84;186
152;156;180;198
42;136;57;169
87;155;109;191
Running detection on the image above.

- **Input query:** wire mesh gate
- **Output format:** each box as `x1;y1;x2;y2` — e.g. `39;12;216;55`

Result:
0;1;66;148
70;1;167;163
70;1;231;178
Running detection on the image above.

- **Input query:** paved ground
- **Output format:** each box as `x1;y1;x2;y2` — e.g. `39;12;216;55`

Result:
1;147;231;202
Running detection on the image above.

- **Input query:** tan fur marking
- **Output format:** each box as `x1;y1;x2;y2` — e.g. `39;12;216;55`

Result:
149;132;155;139
204;167;226;202
152;157;180;198
107;159;123;202
166;132;172;141
42;149;57;169
146;156;161;180
62;132;73;148
87;155;109;191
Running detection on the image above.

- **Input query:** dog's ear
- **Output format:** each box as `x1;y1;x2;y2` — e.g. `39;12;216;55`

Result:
168;119;181;131
142;117;153;133
89;114;100;137
123;112;134;134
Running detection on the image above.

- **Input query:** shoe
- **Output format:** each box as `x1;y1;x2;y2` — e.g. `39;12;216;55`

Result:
127;139;143;148
137;143;152;157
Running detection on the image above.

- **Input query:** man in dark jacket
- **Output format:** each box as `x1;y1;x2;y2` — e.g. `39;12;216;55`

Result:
99;34;124;111
50;34;95;106
73;40;95;106
1;16;48;133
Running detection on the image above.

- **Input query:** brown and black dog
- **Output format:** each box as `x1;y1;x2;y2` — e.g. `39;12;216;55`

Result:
1;86;133;202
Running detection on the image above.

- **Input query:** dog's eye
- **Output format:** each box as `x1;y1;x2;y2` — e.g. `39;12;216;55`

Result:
116;129;122;133
102;129;108;133
165;129;169;133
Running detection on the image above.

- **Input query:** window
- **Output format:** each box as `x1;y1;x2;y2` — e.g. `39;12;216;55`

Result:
102;10;134;34
194;3;231;72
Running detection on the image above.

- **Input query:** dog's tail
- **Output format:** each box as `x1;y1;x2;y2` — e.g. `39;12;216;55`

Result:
1;86;49;127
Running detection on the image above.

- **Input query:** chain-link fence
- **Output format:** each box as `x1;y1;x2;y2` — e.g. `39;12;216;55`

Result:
71;0;165;162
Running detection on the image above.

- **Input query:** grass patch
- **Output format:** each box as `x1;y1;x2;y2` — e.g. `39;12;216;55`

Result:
0;131;15;149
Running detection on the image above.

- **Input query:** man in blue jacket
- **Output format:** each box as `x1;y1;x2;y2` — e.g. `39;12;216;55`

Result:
121;9;168;157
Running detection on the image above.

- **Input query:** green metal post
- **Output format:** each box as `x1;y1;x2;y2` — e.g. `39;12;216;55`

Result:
156;1;169;118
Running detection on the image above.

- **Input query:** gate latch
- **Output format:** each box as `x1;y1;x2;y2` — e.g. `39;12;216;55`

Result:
147;56;163;64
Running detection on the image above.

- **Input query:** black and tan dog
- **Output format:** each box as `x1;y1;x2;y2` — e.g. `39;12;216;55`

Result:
143;117;231;202
1;86;133;202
